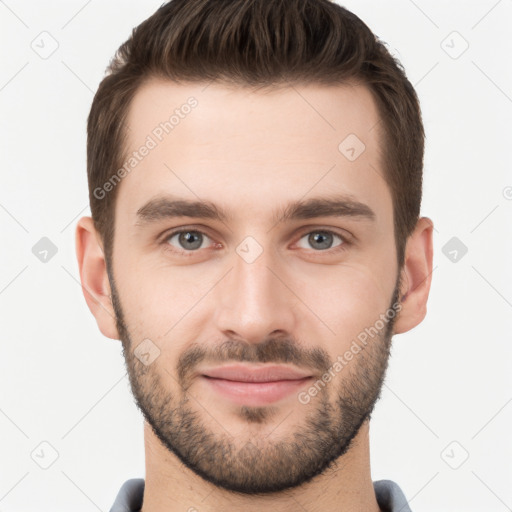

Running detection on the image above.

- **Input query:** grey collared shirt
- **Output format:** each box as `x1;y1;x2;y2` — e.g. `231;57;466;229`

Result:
109;478;412;511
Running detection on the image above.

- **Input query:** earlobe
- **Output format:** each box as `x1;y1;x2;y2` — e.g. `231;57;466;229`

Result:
75;216;120;340
393;217;434;335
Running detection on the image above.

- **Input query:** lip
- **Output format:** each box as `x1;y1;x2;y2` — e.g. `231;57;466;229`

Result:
200;363;313;382
199;364;313;406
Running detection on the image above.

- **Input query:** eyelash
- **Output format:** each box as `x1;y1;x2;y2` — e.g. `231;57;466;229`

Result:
160;227;351;257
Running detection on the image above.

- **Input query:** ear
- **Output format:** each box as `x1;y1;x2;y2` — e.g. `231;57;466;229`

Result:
393;217;434;334
75;216;119;340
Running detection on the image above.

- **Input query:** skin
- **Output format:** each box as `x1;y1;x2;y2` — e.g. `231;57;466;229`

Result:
76;79;433;512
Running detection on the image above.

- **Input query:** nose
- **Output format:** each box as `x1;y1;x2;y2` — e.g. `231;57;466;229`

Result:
213;242;298;344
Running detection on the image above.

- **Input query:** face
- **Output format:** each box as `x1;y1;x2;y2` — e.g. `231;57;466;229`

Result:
108;79;402;494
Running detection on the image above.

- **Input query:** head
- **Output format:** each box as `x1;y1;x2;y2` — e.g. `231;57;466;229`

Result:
77;0;433;495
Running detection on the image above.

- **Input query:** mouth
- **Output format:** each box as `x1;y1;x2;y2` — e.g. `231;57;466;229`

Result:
198;364;314;406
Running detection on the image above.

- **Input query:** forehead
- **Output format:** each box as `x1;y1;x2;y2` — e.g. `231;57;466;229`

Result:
118;78;390;223
125;78;382;154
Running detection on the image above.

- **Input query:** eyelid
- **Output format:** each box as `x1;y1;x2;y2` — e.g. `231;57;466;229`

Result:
293;225;354;244
160;224;213;240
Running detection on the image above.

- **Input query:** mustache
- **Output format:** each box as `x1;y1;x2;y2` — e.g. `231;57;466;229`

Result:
177;337;332;386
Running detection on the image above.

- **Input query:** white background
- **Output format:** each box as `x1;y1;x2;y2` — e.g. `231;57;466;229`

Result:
1;1;511;510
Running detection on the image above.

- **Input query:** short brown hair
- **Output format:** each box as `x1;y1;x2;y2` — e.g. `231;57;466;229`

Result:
87;0;424;269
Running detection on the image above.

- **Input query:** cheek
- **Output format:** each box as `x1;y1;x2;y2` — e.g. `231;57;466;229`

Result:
114;258;217;341
295;263;395;345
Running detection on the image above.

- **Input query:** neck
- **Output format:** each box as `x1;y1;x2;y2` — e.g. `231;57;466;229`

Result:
140;420;381;512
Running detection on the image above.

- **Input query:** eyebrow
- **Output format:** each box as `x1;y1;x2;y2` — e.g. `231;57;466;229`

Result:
135;194;376;227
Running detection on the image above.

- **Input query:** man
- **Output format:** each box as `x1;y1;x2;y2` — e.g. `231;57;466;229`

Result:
76;0;433;510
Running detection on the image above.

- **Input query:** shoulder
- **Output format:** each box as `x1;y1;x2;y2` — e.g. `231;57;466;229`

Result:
110;478;145;512
373;479;412;512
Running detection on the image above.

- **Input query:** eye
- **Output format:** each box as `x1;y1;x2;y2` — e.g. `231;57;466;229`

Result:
296;230;346;251
165;229;214;252
161;227;349;257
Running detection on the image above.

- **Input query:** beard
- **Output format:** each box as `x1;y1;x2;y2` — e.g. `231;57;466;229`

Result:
109;269;402;495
